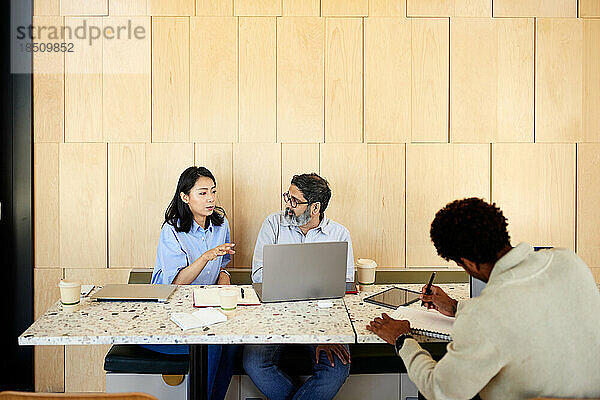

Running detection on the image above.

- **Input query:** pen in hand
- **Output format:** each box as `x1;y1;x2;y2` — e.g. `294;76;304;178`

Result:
421;272;436;307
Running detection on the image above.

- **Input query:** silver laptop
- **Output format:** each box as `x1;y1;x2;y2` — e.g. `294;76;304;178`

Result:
90;284;176;303
253;241;348;303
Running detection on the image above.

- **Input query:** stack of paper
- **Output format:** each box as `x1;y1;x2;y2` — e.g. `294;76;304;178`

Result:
170;308;227;331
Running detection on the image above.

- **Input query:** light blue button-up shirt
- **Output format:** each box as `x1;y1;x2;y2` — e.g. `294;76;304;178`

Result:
151;217;231;285
251;212;355;283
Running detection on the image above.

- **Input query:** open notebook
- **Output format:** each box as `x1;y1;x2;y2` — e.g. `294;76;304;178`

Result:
193;286;260;307
391;306;455;340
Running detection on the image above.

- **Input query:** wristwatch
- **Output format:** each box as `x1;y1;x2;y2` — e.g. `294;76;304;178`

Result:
394;333;414;354
219;269;231;277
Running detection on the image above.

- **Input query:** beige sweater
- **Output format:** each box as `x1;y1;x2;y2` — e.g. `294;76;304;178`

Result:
398;243;600;400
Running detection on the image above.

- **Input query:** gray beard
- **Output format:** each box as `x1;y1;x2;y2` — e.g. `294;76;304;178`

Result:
283;207;312;227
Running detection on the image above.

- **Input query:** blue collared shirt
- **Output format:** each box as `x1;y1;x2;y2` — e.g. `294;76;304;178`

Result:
151;217;231;285
251;212;355;283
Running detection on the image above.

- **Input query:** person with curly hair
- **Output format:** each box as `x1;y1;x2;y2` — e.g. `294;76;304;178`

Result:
368;197;600;400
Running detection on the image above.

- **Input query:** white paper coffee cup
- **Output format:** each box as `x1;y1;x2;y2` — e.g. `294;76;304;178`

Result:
59;280;81;312
356;258;377;285
220;288;238;312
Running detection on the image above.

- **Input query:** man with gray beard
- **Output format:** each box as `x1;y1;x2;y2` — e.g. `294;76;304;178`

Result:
244;173;355;400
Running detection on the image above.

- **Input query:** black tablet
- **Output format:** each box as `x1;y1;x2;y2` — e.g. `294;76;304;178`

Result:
363;287;422;309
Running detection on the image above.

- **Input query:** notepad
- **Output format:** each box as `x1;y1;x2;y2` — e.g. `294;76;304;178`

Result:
170;308;227;330
193;287;261;307
391;306;455;340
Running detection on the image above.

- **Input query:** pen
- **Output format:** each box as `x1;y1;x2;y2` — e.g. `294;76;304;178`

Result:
421;272;436;307
241;288;245;299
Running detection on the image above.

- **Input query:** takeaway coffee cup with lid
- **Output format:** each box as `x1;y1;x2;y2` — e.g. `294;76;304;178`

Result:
356;258;377;286
58;280;81;312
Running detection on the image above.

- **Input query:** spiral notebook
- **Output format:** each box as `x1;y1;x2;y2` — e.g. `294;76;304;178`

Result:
391;306;455;340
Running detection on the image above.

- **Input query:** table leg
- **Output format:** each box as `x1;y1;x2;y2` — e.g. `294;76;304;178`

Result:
189;344;209;400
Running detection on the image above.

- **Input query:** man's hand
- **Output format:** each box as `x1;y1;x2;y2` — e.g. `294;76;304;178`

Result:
202;243;236;262
420;285;458;317
315;344;351;367
217;270;230;285
367;313;411;345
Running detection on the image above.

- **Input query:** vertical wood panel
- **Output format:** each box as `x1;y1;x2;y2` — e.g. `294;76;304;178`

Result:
34;144;60;267
577;144;600;266
152;17;190;142
103;17;151;143
235;0;282;15
325;18;363;143
369;0;406;16
59;143;107;268
283;0;320;16
536;18;582;142
65;17;103;142
321;0;368;16
147;0;195;15
233;144;281;267
277;18;325;143
109;0;147;15
33;16;64;143
583;19;600;142
196;0;234;16
239;17;277;142
493;0;576;17
61;0;107;15
406;144;490;266
407;0;491;17
364;17;410;143
492;144;575;249
320;144;367;261
34;268;64;392
144;144;195;266
190;17;238;143
367;145;405;267
411;18;449;142
580;0;600;17
35;0;60;15
282;144;320;192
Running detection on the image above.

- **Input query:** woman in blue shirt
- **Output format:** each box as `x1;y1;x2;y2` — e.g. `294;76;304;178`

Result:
147;166;237;400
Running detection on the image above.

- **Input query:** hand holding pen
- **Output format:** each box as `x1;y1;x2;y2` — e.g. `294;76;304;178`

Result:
420;276;459;317
421;272;436;308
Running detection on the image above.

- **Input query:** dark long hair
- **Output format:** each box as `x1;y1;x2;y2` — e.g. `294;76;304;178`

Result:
164;166;226;233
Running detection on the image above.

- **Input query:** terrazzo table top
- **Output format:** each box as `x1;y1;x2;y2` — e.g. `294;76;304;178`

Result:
19;285;356;346
344;283;470;344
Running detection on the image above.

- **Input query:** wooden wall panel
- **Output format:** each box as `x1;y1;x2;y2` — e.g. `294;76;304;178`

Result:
277;18;325;143
103;17;151;143
239;17;277;142
144;144;195;266
367;145;405;267
109;0;147;15
152;17;190;143
320;144;367;261
34;268;64;392
407;0;491;17
33;16;64;143
321;0;368;16
580;0;600;17
411;18;449;142
536;18;582;142
235;0;282;15
364;17;410;143
492;144;575;249
369;0;406;16
59;143;107;268
233;144;281;267
590;267;600;283
406;144;490;266
451;18;533;143
35;0;60;15
34;144;60;267
583;20;600;142
283;0;320;16
61;0;107;15
147;0;195;15
196;0;234;16
190;17;238;143
493;0;576;17
195;143;234;234
282;144;320;192
65;17;103;142
577;144;600;266
325;18;363;143
108;144;148;268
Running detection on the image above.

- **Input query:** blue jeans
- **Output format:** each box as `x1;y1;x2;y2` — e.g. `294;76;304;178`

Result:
141;344;239;400
243;344;350;400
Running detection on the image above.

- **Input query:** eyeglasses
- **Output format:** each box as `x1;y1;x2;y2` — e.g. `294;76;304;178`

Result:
282;192;309;208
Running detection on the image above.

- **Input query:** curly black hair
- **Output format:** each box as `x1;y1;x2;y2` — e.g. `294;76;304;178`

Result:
430;198;511;265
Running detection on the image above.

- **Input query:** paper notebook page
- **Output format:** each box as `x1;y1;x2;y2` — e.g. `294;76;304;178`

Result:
391;306;455;335
193;287;261;307
192;308;227;325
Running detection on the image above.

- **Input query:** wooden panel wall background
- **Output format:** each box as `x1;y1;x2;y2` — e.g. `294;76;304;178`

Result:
32;0;599;392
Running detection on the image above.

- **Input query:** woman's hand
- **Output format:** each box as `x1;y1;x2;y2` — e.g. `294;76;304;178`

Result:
217;270;231;285
202;243;235;262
